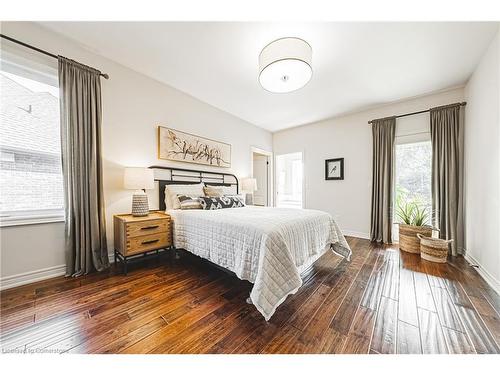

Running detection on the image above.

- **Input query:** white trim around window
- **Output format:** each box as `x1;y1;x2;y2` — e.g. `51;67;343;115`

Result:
395;131;431;145
0;209;65;227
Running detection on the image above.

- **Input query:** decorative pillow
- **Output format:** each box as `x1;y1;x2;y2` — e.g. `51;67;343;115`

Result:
165;183;204;210
205;184;237;196
198;196;245;210
203;185;224;197
177;194;202;210
224;194;246;203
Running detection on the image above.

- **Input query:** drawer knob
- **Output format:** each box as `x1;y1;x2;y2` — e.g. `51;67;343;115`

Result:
141;225;159;230
141;239;160;245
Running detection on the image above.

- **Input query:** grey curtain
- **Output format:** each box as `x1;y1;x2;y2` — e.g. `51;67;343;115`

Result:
58;56;109;276
370;117;396;243
430;104;464;256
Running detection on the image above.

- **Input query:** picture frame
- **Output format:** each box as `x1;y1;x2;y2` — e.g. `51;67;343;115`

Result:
157;126;231;168
325;158;344;180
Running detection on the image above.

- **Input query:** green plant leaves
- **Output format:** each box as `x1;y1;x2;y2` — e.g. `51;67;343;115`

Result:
396;196;429;227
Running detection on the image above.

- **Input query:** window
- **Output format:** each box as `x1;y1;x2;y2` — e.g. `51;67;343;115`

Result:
393;140;432;241
392;113;433;241
275;152;303;209
395;141;432;207
0;58;64;226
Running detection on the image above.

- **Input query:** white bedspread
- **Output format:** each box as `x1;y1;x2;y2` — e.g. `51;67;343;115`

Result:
168;206;351;320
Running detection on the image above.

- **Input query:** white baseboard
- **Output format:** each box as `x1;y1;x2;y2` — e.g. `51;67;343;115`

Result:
0;264;66;291
464;252;500;295
342;230;371;240
0;253;128;291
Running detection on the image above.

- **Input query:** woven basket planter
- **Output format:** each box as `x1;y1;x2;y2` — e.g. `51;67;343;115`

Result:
398;224;432;254
417;233;452;263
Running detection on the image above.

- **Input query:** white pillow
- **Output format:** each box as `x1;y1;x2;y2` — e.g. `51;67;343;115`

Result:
165;183;204;210
203;185;223;197
205;184;237;196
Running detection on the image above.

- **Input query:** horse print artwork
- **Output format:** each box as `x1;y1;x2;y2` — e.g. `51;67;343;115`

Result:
158;126;231;168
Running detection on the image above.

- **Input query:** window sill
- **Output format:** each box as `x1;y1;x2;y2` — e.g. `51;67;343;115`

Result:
0;214;65;228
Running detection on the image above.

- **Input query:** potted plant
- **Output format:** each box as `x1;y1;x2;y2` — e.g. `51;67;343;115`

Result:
396;197;433;254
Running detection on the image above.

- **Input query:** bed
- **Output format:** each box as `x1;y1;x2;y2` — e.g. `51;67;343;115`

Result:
150;166;351;320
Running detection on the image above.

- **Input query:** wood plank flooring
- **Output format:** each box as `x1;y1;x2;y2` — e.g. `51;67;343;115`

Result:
1;237;499;354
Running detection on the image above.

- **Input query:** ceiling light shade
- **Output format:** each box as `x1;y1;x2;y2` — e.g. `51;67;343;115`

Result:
259;37;312;93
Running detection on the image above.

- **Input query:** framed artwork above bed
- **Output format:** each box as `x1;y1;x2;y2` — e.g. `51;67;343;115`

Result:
157;126;231;168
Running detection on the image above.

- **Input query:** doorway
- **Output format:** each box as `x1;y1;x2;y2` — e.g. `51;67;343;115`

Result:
251;148;272;206
275;152;303;209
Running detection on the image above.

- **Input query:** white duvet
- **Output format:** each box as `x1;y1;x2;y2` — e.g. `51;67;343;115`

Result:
167;206;351;320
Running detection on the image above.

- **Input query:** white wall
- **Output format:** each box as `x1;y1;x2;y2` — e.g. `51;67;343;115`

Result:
0;22;272;285
273;88;465;239
464;27;500;290
1;21;497;292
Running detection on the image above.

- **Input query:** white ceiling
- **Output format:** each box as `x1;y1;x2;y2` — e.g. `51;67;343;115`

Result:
40;22;498;132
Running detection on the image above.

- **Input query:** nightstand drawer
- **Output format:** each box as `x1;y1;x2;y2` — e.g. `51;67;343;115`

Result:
126;232;170;255
114;212;172;274
126;219;169;238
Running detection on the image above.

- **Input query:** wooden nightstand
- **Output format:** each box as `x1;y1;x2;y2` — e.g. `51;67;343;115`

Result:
113;211;172;274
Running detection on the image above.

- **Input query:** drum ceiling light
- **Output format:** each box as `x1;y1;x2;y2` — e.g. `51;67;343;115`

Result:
259;37;312;93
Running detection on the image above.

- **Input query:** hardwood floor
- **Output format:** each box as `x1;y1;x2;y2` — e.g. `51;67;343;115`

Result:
1;237;499;354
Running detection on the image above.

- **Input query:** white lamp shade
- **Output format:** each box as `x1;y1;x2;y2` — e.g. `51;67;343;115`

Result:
124;167;154;190
241;178;257;193
259;37;312;93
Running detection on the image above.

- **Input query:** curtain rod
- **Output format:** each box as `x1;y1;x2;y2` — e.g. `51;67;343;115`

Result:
368;101;466;124
0;34;109;79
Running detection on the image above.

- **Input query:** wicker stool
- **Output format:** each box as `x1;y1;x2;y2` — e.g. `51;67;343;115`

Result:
417;234;453;263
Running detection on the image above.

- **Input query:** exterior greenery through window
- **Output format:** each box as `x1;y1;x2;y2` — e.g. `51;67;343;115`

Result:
394;141;432;236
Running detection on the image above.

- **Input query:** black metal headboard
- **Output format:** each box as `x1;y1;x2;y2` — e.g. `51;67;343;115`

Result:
149;165;239;211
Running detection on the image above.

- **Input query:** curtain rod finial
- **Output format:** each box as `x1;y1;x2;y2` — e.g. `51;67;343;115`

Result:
101;73;109;80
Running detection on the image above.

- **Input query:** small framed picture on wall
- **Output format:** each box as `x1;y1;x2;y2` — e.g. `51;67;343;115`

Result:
325;158;344;180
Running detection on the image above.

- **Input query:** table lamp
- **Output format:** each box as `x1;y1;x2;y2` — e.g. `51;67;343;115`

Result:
124;167;154;216
241;177;257;205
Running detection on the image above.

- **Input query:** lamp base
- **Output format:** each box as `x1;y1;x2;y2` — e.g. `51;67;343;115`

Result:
245;193;253;206
131;192;149;216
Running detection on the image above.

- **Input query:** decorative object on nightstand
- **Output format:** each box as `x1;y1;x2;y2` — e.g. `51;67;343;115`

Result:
124;167;155;216
113;212;172;274
241;177;257;205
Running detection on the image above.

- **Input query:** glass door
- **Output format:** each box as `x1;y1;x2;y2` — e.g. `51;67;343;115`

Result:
275;152;303;208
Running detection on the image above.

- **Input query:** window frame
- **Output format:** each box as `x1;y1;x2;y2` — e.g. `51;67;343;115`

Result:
0;209;64;227
0;51;64;227
395;132;431;146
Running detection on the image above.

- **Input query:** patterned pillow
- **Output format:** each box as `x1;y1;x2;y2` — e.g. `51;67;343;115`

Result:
198;196;245;210
165;183;204;209
177;194;202;210
224;193;246;202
